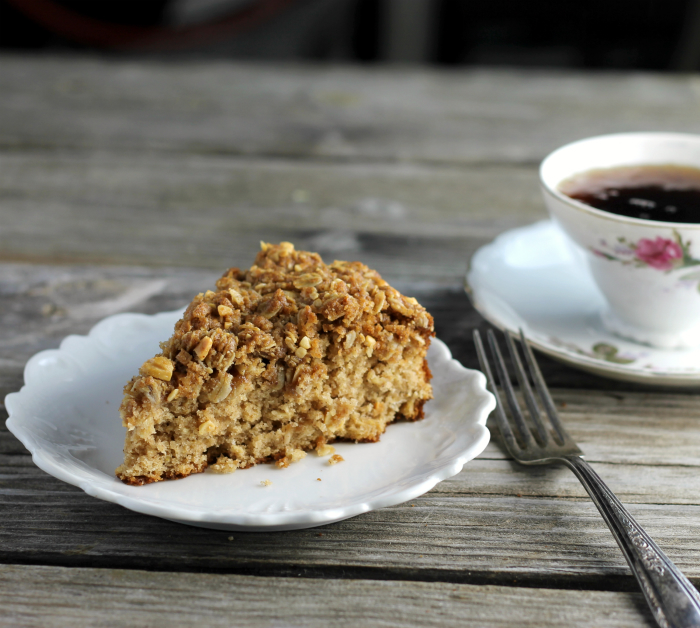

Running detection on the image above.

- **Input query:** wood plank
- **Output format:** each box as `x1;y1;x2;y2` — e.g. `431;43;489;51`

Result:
1;454;699;588
0;152;546;238
448;450;700;502
0;151;546;272
1;55;699;164
0;564;655;628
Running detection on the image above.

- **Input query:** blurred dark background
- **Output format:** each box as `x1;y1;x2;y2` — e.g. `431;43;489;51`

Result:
2;0;700;70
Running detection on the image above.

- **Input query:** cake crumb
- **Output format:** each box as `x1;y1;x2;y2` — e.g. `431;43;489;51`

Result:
209;456;238;474
316;478;322;481
328;454;344;465
275;448;307;468
316;444;335;457
261;479;272;486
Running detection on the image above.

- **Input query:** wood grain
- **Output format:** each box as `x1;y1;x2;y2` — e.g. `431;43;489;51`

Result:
1;55;699;164
0;564;655;628
0;151;545;273
1;455;698;589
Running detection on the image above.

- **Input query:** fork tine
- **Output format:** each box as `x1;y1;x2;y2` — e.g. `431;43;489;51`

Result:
486;329;535;447
473;330;521;454
518;329;568;445
503;332;550;446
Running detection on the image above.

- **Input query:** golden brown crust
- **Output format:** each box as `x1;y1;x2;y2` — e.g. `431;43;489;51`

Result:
117;242;435;484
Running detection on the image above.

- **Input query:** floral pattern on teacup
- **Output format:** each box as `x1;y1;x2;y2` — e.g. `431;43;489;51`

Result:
634;237;683;270
590;231;700;287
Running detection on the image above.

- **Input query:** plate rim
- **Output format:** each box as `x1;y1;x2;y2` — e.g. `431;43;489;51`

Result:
5;309;494;530
466;220;700;387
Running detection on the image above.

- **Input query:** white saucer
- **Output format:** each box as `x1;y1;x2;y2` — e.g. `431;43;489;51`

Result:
466;220;700;387
5;309;493;531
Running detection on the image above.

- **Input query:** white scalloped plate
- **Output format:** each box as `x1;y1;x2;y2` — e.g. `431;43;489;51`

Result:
5;309;493;531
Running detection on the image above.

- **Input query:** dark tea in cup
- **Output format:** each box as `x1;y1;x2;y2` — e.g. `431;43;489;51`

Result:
558;164;700;224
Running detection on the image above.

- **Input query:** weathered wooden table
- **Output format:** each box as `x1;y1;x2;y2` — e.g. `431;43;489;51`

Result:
1;55;699;627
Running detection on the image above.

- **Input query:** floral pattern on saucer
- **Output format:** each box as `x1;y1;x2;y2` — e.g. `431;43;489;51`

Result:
547;337;639;365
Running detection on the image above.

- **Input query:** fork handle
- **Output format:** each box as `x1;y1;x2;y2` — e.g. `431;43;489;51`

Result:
563;455;700;628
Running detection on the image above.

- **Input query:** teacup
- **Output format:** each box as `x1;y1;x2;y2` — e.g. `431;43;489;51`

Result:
540;132;700;349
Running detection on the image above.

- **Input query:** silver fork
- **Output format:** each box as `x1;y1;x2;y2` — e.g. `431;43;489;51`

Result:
474;328;700;628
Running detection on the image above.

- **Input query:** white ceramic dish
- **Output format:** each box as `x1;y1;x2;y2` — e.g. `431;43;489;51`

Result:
5;309;493;531
466;220;700;386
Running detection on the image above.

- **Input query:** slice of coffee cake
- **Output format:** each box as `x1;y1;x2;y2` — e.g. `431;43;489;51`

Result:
116;242;434;485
